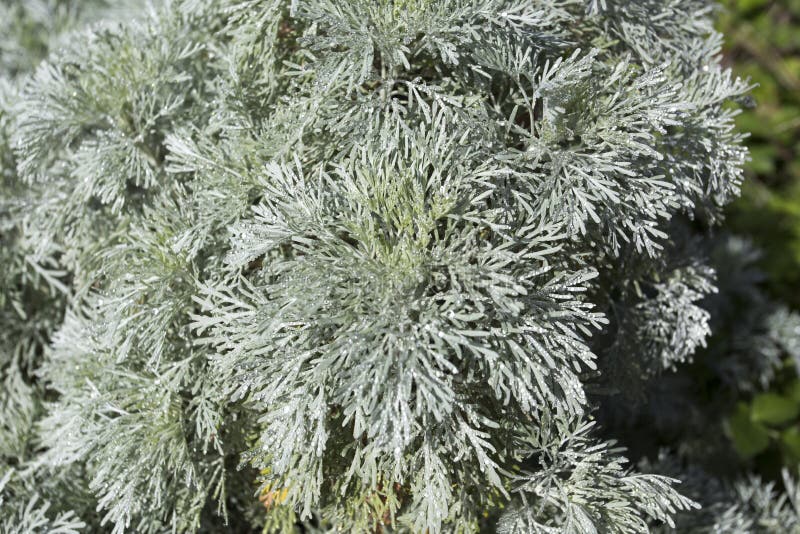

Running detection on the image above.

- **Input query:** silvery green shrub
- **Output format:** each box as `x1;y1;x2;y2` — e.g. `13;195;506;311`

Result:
2;1;799;532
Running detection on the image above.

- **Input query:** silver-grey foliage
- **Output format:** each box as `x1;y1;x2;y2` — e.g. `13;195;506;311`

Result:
1;0;798;532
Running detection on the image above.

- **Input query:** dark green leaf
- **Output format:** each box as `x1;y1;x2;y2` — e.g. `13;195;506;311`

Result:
728;403;771;458
751;393;799;425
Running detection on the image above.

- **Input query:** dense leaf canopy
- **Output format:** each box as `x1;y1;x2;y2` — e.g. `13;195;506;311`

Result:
1;1;799;532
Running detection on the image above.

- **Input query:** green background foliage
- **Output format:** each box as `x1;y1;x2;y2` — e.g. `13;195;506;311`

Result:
720;0;800;475
722;0;800;303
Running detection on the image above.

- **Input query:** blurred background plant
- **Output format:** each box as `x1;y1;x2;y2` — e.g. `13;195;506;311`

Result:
721;0;800;303
719;0;800;476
